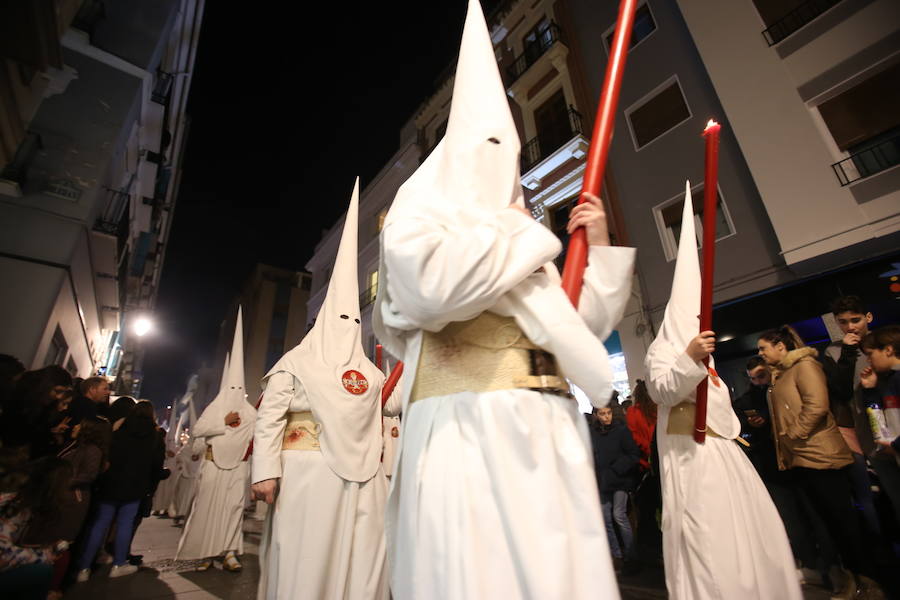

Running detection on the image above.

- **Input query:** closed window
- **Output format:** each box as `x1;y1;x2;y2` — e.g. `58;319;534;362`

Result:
625;77;691;150
653;184;735;262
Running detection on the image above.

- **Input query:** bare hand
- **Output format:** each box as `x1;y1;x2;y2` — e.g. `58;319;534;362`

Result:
74;489;83;503
842;333;861;346
191;454;200;462
567;192;610;247
166;450;176;457
686;331;716;362
225;411;241;427
507;202;533;219
860;367;878;389
50;417;71;435
747;416;766;428
251;479;278;505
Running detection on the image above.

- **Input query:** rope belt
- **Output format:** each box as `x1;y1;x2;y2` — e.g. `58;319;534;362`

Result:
411;311;572;403
281;411;321;451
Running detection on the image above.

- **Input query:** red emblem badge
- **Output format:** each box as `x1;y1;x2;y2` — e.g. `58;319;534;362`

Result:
708;366;721;388
341;370;369;395
391;426;399;438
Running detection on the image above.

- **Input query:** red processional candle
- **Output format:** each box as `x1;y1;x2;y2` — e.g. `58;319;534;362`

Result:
375;344;383;372
694;119;721;444
382;361;404;407
560;0;639;308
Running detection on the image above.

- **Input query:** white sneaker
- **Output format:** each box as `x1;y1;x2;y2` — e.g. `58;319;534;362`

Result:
109;564;138;578
75;568;90;583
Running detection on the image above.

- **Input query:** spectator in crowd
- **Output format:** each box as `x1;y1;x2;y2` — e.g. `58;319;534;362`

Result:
74;401;164;582
1;367;74;458
107;396;136;431
822;296;882;538
68;377;111;426
625;380;662;565
861;325;900;521
590;405;640;573
0;455;73;600
758;325;881;597
734;356;831;584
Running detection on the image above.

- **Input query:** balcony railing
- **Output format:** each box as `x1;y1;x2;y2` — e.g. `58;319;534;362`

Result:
507;23;563;84
762;0;844;46
521;107;584;174
831;131;900;186
94;187;130;255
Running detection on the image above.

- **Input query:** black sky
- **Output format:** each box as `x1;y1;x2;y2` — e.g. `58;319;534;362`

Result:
141;2;484;405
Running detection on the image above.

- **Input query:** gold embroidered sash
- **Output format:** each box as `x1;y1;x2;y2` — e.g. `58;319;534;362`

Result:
282;411;321;451
411;311;570;403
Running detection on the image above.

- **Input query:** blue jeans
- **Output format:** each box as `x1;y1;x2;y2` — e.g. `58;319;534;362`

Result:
76;500;140;569
601;490;634;559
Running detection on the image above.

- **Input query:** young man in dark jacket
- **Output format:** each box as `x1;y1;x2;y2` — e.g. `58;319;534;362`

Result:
590;405;640;571
822;295;885;537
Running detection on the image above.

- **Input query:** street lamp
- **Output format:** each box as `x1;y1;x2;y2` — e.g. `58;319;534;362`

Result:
133;316;153;337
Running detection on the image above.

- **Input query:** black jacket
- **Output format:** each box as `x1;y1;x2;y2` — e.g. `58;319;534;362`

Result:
732;385;778;480
97;416;165;502
589;419;640;500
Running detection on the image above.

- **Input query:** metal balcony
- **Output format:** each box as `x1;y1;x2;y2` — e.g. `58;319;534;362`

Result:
831;131;900;186
507;23;563;84
762;0;844;46
521;107;584;174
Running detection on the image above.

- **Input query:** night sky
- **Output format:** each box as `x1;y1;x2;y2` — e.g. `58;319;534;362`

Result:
141;2;487;405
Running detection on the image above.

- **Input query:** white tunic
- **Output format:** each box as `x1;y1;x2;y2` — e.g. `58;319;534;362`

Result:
176;417;250;559
253;371;389;600
172;440;203;517
645;343;801;600
378;206;635;599
152;451;178;514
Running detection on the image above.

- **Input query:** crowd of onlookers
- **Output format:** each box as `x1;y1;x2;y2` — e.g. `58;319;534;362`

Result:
588;295;900;598
2;293;898;599
0;362;169;599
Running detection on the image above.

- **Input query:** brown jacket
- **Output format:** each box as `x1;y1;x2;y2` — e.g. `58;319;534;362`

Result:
769;347;852;471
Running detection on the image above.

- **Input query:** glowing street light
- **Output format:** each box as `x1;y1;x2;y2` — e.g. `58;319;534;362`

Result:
134;316;153;337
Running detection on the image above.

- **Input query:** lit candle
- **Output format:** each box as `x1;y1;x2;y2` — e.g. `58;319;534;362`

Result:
694;119;721;444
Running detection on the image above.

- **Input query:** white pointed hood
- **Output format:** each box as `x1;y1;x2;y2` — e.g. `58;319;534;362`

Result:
646;182;738;438
264;179;385;482
374;0;619;406
383;0;522;242
198;307;257;469
174;374;198;444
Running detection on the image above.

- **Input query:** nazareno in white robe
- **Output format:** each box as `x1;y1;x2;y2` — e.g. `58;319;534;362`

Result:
175;409;252;560
643;181;800;600
253;372;389;600
378;211;635;599
171;437;203;518
645;342;801;600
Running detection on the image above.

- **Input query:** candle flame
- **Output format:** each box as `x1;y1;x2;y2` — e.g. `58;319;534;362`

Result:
704;119;719;132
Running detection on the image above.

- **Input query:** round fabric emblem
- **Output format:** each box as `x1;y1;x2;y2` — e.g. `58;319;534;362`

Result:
341;370;369;395
391;426;399;438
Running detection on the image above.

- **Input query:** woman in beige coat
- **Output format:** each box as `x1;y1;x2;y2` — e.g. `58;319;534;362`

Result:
758;325;880;598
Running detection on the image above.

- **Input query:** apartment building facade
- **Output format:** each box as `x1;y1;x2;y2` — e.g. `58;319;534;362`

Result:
0;0;205;396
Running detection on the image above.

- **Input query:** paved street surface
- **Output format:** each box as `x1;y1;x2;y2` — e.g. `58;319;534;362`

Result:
63;512;261;600
62;510;833;599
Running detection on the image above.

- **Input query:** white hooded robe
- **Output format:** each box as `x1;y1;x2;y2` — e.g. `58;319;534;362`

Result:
373;2;635;598
643;182;800;600
252;180;390;600
177;310;256;560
